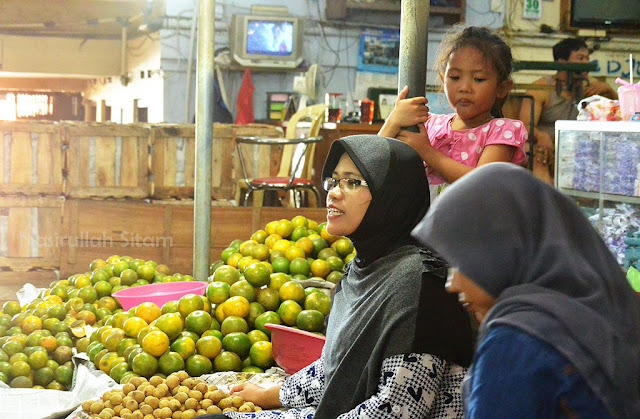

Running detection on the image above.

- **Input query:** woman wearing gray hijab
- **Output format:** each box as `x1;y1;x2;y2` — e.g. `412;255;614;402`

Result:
412;162;640;418
214;135;473;419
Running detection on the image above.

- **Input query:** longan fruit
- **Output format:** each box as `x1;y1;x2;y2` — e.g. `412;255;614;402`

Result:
180;410;196;419
171;386;181;396
156;384;169;397
99;408;115;419
160;407;173;418
82;400;93;413
131;390;145;403
171;412;182;419
110;393;124;405
125;399;138;412
184;398;198;410
176;371;189;381
231;396;244;408
90;401;105;414
194;382;208;394
144;396;160;409
143;385;156;397
168;399;181;412
239;402;255;412
255;406;263;412
104;401;114;409
120;408;132;416
166;375;180;390
140;404;153;415
149;376;164;386
182;378;196;389
174;392;188;404
113;405;124;415
130;377;146;387
196;409;207;416
206;405;222;414
187;390;202;401
218;397;233;409
207;389;227;404
121;413;133;419
141;414;153;419
207;384;218;391
199;399;213;409
102;391;112;402
123;383;136;395
222;407;238;412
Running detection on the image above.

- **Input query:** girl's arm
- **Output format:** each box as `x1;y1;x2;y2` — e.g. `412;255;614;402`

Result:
336;353;466;418
397;124;515;184
378;85;430;138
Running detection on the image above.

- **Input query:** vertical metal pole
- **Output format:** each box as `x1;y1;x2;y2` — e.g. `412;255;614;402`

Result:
398;0;429;99
193;0;215;281
184;0;199;123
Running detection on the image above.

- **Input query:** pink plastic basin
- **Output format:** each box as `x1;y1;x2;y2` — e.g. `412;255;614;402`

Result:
112;281;207;311
265;323;326;375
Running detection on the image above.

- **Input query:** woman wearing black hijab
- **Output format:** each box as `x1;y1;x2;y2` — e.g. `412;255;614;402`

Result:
412;162;640;418
218;135;473;419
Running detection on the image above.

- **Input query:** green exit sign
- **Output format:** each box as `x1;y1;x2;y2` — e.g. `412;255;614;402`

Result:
523;0;542;20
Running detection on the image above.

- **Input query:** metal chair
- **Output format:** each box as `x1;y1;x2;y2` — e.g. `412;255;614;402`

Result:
235;104;327;207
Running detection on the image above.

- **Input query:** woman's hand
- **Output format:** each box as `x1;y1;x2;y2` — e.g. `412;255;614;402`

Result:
229;382;282;410
378;86;429;138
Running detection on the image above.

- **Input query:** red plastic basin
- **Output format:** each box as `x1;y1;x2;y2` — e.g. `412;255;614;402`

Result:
265;323;326;375
112;281;207;311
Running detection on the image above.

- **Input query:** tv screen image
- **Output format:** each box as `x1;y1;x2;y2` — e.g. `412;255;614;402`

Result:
247;20;294;56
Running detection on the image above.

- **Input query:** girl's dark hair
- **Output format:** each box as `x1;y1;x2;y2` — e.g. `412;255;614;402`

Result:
434;26;513;118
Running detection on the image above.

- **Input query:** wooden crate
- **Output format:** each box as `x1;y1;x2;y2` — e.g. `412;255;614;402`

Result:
0;196;64;271
149;123;283;200
0;270;59;305
0;121;63;196
63;123;151;199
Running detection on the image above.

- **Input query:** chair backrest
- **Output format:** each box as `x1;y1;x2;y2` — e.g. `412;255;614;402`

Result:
277;103;327;178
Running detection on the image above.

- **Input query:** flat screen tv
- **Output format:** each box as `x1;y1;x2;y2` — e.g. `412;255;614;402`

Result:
570;0;640;30
230;14;304;69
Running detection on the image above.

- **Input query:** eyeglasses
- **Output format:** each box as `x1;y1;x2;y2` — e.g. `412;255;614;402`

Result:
322;177;369;192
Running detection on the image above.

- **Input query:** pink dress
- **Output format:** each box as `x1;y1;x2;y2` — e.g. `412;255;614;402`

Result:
425;113;528;188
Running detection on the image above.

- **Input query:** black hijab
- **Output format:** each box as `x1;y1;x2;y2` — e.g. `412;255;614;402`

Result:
412;162;640;418
321;134;430;266
315;135;471;418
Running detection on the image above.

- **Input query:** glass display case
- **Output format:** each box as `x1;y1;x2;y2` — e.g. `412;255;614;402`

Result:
555;121;640;271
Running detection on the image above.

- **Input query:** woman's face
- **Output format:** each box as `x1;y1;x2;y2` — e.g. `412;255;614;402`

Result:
325;153;372;236
446;267;496;324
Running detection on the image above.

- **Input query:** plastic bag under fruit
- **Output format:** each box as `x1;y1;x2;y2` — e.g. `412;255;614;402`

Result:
576;95;621;121
0;354;119;419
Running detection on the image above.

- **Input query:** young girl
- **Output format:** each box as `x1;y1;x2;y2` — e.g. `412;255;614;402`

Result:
378;26;527;199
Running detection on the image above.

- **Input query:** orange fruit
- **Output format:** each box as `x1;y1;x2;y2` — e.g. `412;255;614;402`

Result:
104;328;126;352
221;248;238;264
212;265;241;285
277;300;302;326
279;281;306;305
119;269;138;286
111;311;132;329
170;336;196;360
275;219;294;238
239;240;258;257
271;257;290;274
141;330;170;357
289;258;311;277
2;301;21;317
90;258;107;271
123;317;148;339
249;341;274;369
264;221;278;236
161;300;179;314
247;302;266;327
214;303;227;323
290;226;308;242
40;336;58;353
325;256;345;272
307;219;319;231
271;239;292;253
213;351;242;372
268;273;291;292
116;338;137;357
295;237;314;256
109;360;131;383
225;253;244;269
221;316;248;336
53;365;73;386
244;263;271;288
264;233;283;249
222;296;250;318
158;351;185;376
77;286;98;304
222;332;251;358
135;302;162;324
136;264;156;281
297;310;325;332
254;311;281;337
33;366;54;387
177;294;205;318
131;351;158;377
327;271;343;284
185;310;212;336
317;247;339;260
284;246;306;262
247;329;269;345
196;335;222;358
154;312;183;341
250;244;270;261
229;280;256;302
291;215;309;228
310;259;331;278
186;354;212;376
332;238;355;257
251;229;269;244
21;316;42;334
136;325;160;345
237;256;258;273
304;292;331;316
90;269;110;285
320;225;338;244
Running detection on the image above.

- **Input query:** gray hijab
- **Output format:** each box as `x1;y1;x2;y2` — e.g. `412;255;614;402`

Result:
412;162;640;418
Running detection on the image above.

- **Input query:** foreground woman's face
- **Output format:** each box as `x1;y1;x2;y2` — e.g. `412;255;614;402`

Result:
325;153;372;237
446;267;496;324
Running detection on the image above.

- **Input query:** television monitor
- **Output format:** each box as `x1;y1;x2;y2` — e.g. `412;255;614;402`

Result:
570;0;640;30
230;14;304;69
